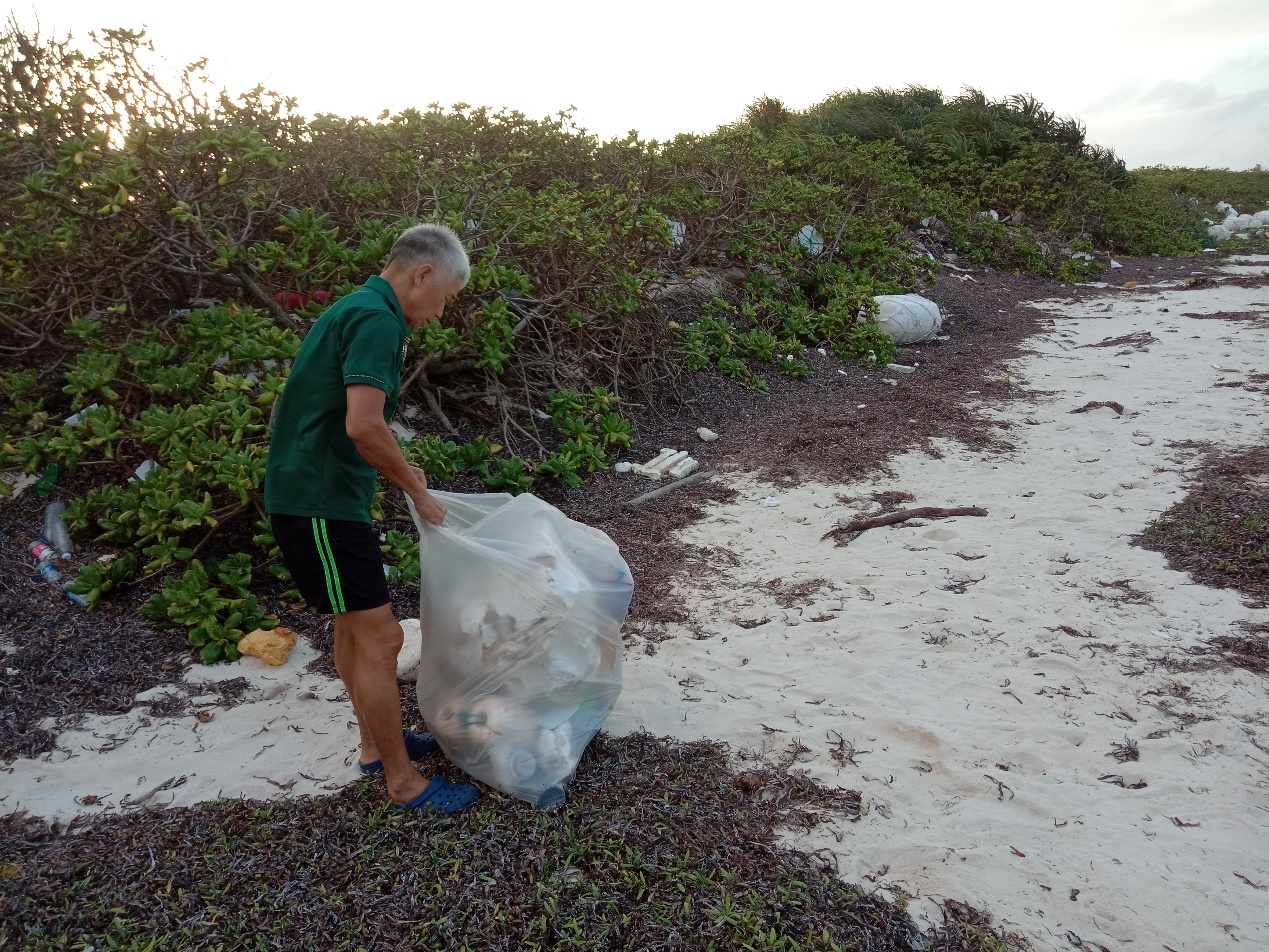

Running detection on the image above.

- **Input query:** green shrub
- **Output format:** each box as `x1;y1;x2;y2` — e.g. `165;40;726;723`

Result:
0;25;1216;662
140;555;277;664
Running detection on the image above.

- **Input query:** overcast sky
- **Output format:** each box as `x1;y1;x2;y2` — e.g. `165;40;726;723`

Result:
13;0;1269;170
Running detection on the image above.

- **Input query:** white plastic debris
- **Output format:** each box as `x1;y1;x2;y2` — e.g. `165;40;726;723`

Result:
873;294;943;344
856;404;867;409
668;219;686;246
885;363;916;374
696;427;719;443
1070;251;1096;262
817;348;827;356
131;459;158;482
613;461;633;474
1110;259;1123;269
63;404;99;426
762;496;780;507
793;224;824;256
977;210;1000;222
1216;201;1236;214
389;420;417;441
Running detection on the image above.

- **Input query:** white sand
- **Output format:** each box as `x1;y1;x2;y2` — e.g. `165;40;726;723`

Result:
1;635;367;818
607;275;1269;950
4;267;1267;949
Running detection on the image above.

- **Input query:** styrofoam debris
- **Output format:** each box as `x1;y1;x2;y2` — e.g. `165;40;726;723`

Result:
697;427;719;443
667;457;700;479
2;473;38;499
614;461;633;474
1110;259;1122;269
633;448;689;480
762;496;780;507
389;420;416;441
885;363;916;374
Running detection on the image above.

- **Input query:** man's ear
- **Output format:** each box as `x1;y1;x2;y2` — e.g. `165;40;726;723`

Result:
413;262;434;287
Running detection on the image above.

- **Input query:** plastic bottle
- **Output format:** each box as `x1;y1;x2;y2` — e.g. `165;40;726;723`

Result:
28;539;56;564
38;562;63;584
43;503;74;557
65;589;89;608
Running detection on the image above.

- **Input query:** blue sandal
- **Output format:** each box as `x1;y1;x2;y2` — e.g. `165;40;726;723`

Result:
358;729;441;775
394;775;479;814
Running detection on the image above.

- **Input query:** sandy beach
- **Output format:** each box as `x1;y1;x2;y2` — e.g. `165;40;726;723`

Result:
4;259;1267;950
609;259;1269;950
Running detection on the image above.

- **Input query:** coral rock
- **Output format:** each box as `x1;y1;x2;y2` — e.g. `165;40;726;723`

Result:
238;626;298;666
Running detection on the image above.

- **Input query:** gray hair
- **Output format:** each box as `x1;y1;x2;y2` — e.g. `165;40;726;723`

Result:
386;223;470;284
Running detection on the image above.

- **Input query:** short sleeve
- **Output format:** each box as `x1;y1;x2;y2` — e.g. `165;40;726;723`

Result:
340;307;401;394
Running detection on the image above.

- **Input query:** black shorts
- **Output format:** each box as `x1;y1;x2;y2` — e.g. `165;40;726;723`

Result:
271;515;391;614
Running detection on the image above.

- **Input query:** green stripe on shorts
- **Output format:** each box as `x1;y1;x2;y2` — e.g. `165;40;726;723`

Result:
311;518;346;613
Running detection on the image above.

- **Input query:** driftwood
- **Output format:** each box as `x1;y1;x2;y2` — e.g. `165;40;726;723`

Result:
1070;401;1124;416
822;506;988;546
623;470;715;508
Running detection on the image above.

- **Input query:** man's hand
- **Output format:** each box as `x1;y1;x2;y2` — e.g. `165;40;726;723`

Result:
409;467;447;526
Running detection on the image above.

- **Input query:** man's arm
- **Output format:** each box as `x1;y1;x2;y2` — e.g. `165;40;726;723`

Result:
345;384;446;525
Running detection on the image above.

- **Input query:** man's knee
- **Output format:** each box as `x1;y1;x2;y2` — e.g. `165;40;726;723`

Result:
347;614;403;664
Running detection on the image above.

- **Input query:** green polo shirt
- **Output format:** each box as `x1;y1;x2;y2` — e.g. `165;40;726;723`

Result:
264;275;408;522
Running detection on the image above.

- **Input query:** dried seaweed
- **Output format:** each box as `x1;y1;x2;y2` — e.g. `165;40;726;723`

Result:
0;732;1014;951
1135;442;1269;607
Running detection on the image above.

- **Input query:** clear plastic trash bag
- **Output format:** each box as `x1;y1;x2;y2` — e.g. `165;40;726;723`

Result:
407;490;632;807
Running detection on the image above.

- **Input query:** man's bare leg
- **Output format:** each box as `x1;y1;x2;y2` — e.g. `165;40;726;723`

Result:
332;615;379;766
339;604;430;803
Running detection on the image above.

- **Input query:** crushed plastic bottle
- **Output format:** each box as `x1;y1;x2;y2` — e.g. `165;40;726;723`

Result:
38;562;63;584
43;502;74;557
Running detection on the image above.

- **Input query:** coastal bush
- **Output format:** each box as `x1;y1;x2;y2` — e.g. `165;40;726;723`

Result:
0;25;1211;656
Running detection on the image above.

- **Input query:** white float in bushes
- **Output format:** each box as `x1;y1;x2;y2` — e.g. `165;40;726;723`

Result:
793;224;824;255
873;294;943;345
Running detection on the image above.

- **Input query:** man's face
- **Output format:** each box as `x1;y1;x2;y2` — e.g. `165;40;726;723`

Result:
400;264;466;328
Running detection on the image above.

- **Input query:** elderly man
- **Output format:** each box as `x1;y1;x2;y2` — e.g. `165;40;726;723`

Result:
265;224;478;813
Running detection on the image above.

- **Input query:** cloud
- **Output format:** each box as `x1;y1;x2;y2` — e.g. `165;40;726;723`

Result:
1131;78;1220;113
1081;49;1269;167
